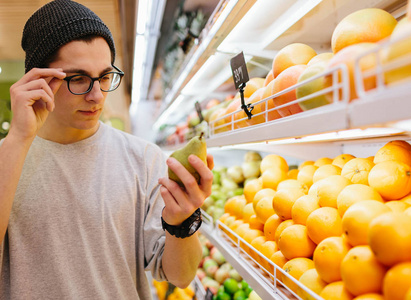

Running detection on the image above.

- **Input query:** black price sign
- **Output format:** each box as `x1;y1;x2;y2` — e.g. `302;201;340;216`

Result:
194;101;204;122
230;51;249;89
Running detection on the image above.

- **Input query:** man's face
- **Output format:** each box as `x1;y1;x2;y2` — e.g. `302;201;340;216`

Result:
47;37;112;135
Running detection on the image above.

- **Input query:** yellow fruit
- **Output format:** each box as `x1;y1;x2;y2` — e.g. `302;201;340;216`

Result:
242;203;255;223
260;154;289;173
299;160;315;170
235;223;251;239
320;281;354;300
244;179;264;203
274;219;295;244
297;165;318;188
382;262;411;300
368;160;411;200
314;157;333;167
340;245;386;296
331;8;397;54
218;212;231;224
252;188;276;211
277;179;308;194
310;175;352;208
352;294;384;300
270;250;288;269
342;200;390;247
287;169;299;180
385;200;411;212
292;195;320;225
337;184;384;217
374;140;411;166
243;228;264;244
282;257;315;293
261;168;288;190
401;192;411;205
264;214;282;241
278;224;316;259
248;214;265;231
332;154;356;169
368;212;411;266
313;236;351;283
259;240;279;271
313;164;342;183
341;158;375;185
298;268;327;300
273;188;306;220
306;207;342;244
243;77;265;98
250;235;267;261
255;196;275;223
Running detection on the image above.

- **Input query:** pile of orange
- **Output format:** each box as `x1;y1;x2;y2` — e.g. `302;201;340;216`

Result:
218;139;411;299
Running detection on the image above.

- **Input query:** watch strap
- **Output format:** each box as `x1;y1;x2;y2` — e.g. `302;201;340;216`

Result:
161;208;202;238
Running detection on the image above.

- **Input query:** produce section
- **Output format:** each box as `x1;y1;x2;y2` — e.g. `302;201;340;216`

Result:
154;0;411;299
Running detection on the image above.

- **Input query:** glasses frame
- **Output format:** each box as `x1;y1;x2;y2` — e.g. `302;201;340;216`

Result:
63;65;125;95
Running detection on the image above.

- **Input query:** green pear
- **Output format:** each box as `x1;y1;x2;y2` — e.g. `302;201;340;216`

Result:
168;132;207;187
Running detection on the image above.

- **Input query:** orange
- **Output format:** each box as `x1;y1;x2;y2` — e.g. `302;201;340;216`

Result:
313;164;342;183
259;240;279;271
282;257;315;293
274;219;295;244
341;157;375;185
385;200;410;212
261;168;288;190
314;157;333;167
292;195;320;225
297;165;318;188
298;268;327;300
248;214;264;231
218;213;231;224
313;236;351;283
277;179;308;194
272;188;306;220
234;223;250;239
337;184;384;217
252;188;276;211
224;195;247;218
263;214;282;241
332;154;356;169
287;169;299;180
368;160;411;200
244;179;264;203
404;207;411;217
342;200;390;247
243;77;265;98
278;224;316;259
340;245;387;296
264;69;274;87
234;88;266;128
352;294;384;300
250;235;267;261
270;250;288;269
306;207;342;244
260;154;289;174
368;212;411;266
401;192;411;205
242;203;255;223
382;262;411;300
261;80;282;122
299;160;315;170
319;281;354;300
312;175;352;208
255;196;275;223
374;140;411;166
407;288;411;300
243;228;264;244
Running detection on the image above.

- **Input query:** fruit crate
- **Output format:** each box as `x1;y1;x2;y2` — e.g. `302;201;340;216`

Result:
207;29;411;148
200;218;324;300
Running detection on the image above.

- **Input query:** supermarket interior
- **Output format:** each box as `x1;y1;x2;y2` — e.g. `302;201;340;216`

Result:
1;0;411;299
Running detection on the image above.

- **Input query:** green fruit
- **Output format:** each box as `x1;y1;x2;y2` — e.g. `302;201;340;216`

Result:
168;133;207;187
240;280;249;290
233;290;246;300
244;286;253;297
223;278;239;295
216;291;231;300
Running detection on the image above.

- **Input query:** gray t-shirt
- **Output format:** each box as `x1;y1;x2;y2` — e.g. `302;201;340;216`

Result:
0;122;168;300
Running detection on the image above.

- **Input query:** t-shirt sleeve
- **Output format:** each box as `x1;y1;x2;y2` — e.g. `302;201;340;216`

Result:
142;145;168;281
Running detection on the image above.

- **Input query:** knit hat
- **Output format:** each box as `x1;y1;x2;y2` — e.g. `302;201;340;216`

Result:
22;0;116;73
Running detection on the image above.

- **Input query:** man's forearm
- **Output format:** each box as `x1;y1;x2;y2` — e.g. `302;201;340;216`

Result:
162;231;202;288
0;134;33;243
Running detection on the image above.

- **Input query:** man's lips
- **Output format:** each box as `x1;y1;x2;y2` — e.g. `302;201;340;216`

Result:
78;109;100;114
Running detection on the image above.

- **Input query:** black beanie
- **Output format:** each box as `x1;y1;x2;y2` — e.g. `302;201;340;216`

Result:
22;0;116;73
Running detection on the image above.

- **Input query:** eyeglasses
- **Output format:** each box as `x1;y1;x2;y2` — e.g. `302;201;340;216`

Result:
63;65;124;95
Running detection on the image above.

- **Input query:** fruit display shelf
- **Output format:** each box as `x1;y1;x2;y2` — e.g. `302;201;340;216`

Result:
200;210;323;300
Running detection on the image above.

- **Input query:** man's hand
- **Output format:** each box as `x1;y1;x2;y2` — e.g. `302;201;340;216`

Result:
9;68;66;141
159;153;214;226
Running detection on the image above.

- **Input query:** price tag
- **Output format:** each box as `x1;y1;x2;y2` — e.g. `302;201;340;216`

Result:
230;51;249;89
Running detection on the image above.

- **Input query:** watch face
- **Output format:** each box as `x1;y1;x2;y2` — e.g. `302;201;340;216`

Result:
188;219;201;235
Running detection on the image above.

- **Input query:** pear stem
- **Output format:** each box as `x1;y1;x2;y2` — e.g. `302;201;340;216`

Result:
199;132;204;140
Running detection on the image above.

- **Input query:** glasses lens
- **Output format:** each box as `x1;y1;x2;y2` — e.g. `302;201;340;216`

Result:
101;73;121;92
68;75;92;94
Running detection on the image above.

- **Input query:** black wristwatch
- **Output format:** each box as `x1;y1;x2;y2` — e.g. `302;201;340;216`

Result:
161;208;202;238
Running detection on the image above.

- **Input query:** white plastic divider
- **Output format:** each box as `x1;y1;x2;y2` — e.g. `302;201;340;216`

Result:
199;212;324;300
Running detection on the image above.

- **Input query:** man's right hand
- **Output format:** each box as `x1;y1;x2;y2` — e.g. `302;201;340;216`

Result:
8;68;66;141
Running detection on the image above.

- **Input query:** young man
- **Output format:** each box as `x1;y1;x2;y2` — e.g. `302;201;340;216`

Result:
0;0;213;299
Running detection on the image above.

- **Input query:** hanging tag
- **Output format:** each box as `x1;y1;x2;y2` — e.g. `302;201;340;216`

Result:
230;51;249;89
194;101;204;123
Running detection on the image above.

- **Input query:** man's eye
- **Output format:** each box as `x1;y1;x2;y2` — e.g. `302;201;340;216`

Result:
71;76;87;84
101;74;112;81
